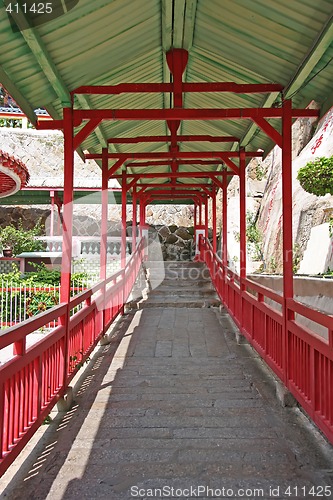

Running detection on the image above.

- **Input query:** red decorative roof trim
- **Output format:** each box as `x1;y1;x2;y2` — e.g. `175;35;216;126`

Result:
0;150;30;198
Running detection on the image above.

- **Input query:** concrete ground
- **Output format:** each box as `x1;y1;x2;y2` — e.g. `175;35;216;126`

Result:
1;263;333;499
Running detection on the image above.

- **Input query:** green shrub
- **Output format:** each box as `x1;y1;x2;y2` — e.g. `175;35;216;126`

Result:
297;157;333;196
0;219;44;256
0;264;89;324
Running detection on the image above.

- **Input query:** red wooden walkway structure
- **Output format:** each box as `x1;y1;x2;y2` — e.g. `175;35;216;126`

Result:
0;0;332;477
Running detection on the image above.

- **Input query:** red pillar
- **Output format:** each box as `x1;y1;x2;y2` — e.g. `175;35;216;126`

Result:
50;190;55;237
199;201;202;225
121;169;127;268
100;148;108;280
282;98;294;384
205;199;209;239
222;174;228;268
239;149;246;280
100;148;108;334
212;188;217;254
132;185;137;251
60;106;74;384
139;199;145;235
239;149;247;330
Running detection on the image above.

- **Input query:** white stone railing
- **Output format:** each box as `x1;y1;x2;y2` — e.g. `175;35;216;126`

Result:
35;236;133;256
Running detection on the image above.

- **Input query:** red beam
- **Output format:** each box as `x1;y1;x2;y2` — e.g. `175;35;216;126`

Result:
145;193;205;200
72;82;283;95
112;172;226;179
37;119;63;130
85;151;262;160
73;118;102;149
74;107;318;124
251;117;283;148
126;160;221;167
145;194;206;203
133;183;214;188
142;188;213;195
107;157;126;179
107;134;239;144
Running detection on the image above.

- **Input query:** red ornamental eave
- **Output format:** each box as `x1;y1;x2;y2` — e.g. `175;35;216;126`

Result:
0;150;30;198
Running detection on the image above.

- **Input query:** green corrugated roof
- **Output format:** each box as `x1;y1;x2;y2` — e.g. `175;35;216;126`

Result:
0;0;332;197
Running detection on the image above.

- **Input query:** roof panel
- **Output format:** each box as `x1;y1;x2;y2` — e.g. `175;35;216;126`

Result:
0;0;332;192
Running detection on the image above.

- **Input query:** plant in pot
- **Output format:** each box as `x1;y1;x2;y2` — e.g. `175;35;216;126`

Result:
0;220;44;257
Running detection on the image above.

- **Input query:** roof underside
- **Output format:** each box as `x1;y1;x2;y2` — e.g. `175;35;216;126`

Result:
0;0;333;201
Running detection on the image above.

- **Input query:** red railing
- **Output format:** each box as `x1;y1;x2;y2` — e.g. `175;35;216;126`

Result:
0;238;145;476
199;236;333;445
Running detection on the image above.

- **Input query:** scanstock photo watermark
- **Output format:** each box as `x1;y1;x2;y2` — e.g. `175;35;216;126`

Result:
4;0;80;32
130;484;332;498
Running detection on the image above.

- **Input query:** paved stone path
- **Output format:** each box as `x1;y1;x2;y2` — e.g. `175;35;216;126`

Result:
1;264;333;499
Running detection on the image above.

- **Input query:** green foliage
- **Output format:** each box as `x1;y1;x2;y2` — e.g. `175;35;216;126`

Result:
329;217;333;239
42;415;52;425
269;257;277;273
0;118;22;128
246;212;261;244
292;244;302;274
0;219;44;256
233;211;263;261
0;264;89;324
27;262;88;286
255;163;267;181
297;157;333;197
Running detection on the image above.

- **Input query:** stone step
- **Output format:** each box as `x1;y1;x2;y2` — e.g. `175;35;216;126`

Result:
146;261;204;268
138;297;221;309
148;270;212;280
149;289;217;297
141;261;219;309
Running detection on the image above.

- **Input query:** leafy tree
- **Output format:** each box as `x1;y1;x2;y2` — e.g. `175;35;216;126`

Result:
0;219;44;255
297;157;333;196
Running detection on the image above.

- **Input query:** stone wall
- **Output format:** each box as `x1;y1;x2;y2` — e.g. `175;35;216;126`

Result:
0;207;50;231
149;225;195;261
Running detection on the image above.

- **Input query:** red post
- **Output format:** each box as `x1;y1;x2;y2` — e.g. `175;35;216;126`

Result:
239;149;247;330
199;201;202;225
239;149;246;280
282;98;294;385
100;148;108;280
212;188;217;254
194;203;197;231
100;148;108;334
121;169;127;268
60;106;74;384
132;185;137;251
222;174;228;268
205;199;209;239
50;190;55;237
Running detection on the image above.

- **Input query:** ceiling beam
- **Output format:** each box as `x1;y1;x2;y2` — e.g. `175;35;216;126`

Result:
86;151;261;160
126;160;220;167
0;67;37;125
236;93;279;150
75;107;317;123
284;13;333;99
161;0;172;130
5;1;109;155
75;94;110;150
112;172;227;179
107;134;239;144
4;1;71;106
236;14;333;150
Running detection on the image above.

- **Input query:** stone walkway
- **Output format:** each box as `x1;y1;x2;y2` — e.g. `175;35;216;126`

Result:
1;264;333;499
